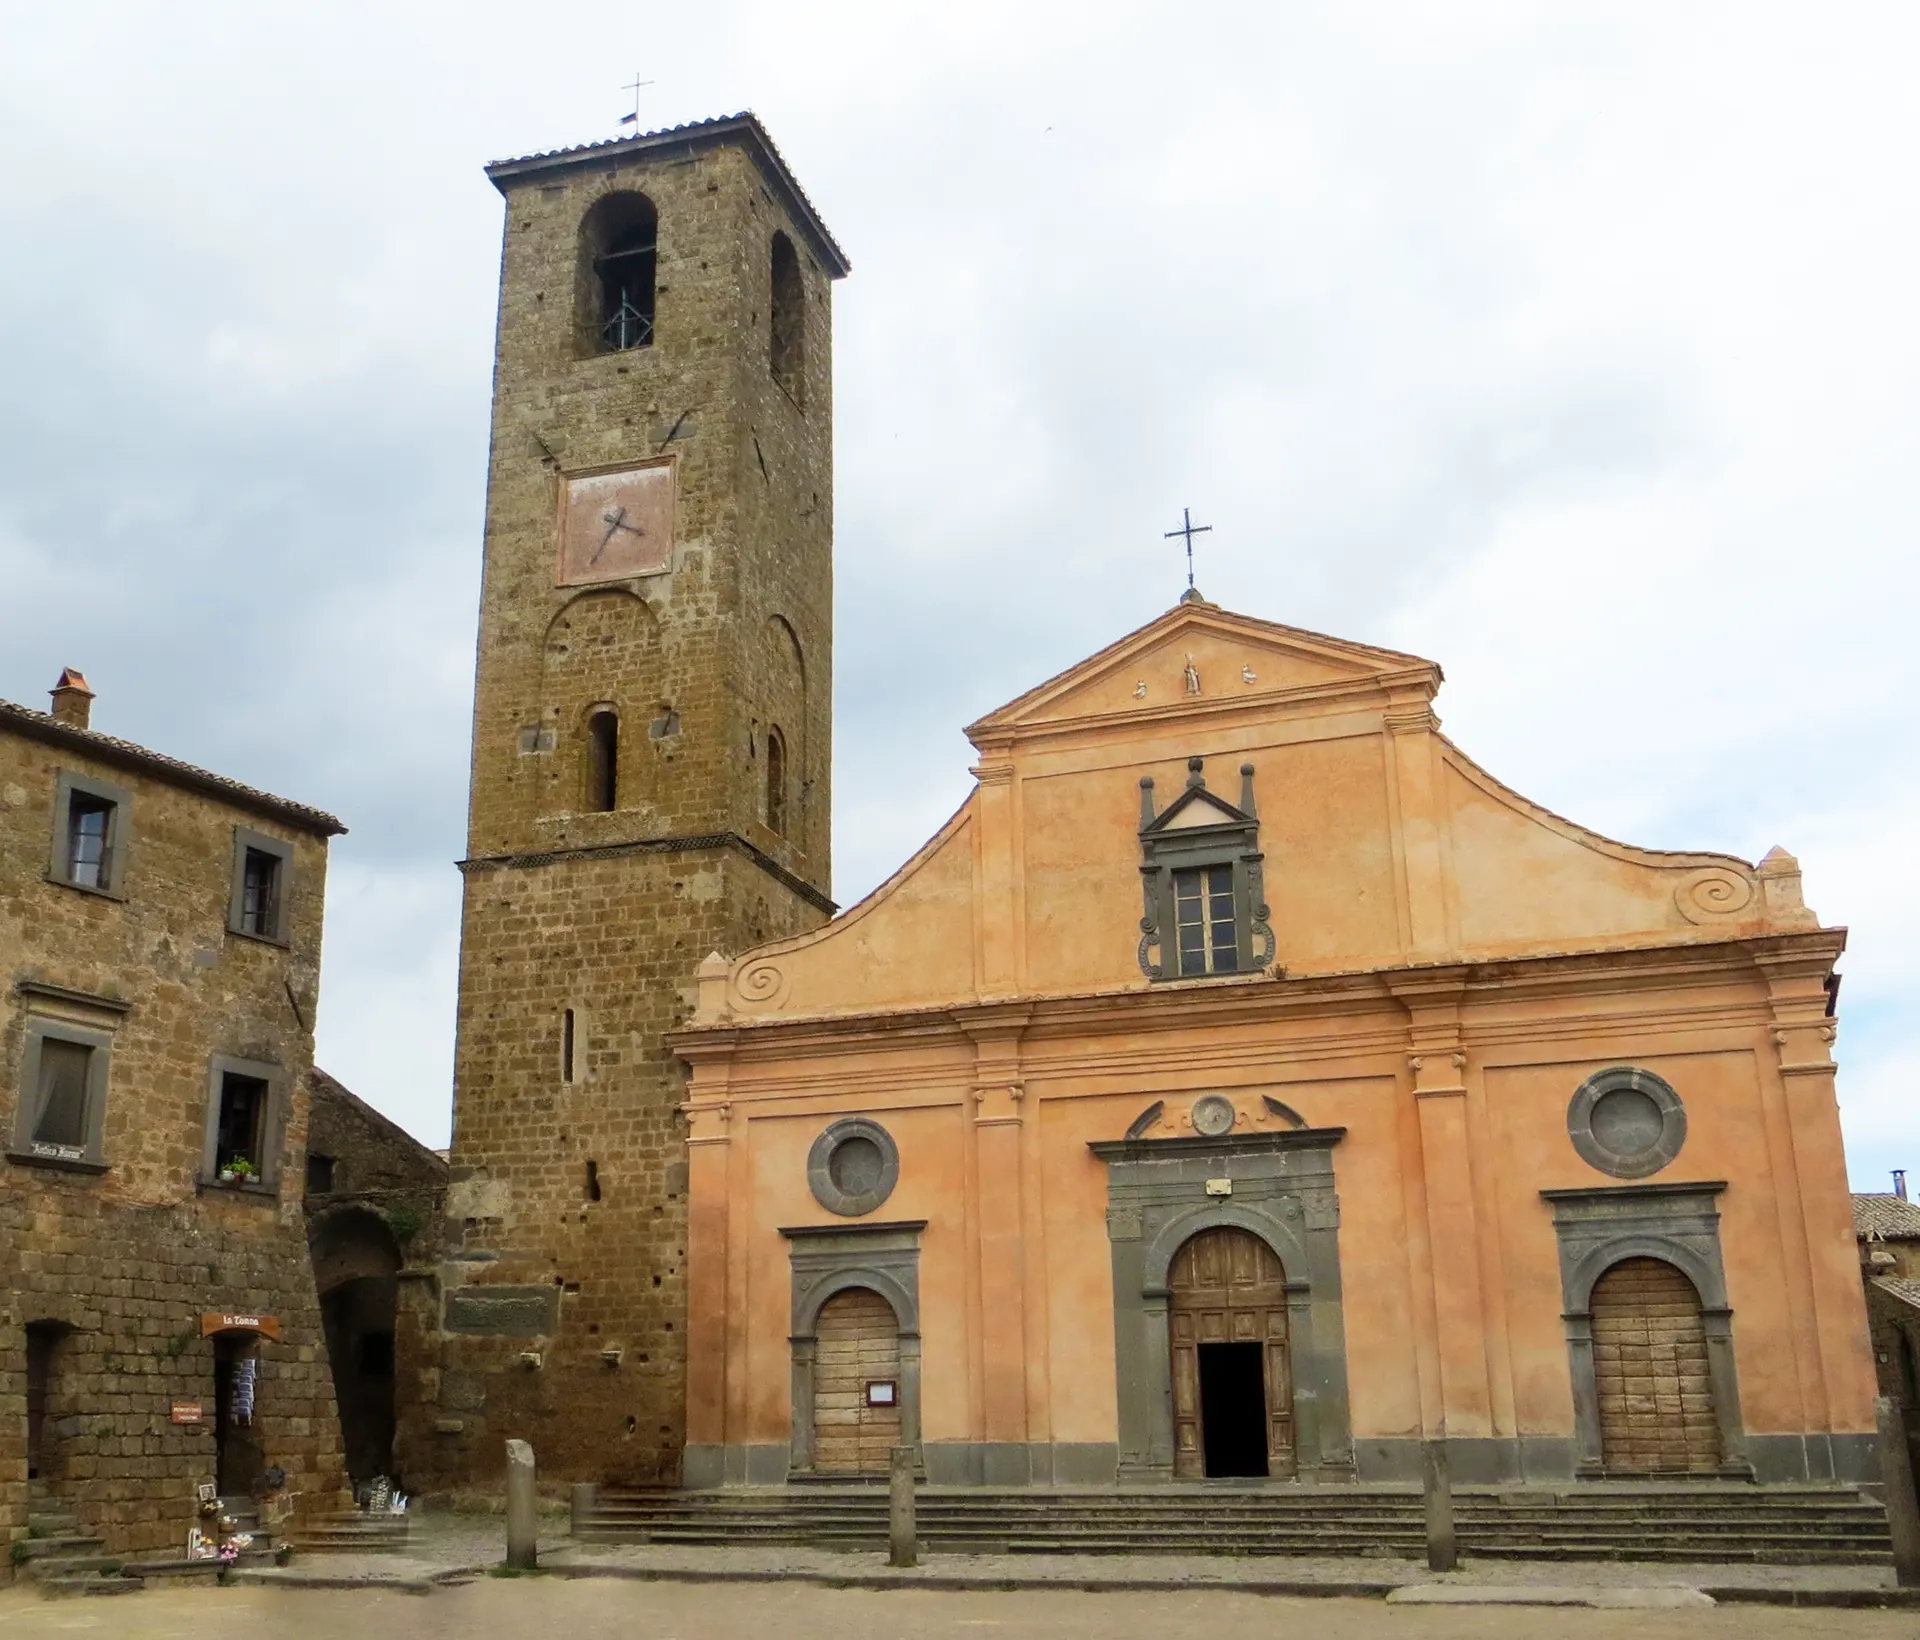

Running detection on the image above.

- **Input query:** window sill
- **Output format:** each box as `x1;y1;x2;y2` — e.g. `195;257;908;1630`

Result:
224;925;290;951
42;873;125;903
197;1177;279;1201
6;1148;108;1176
1146;967;1277;988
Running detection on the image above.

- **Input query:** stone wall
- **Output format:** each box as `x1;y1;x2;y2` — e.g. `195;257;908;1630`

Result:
432;120;843;1493
0;697;350;1555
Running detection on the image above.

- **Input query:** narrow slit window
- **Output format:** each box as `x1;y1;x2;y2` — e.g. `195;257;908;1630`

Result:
66;793;114;888
32;1039;92;1149
240;848;281;937
765;727;788;835
586;1160;602;1203
562;1008;576;1084
305;1152;336;1194
1172;864;1239;976
770;231;804;399
587;712;619;812
215;1071;269;1176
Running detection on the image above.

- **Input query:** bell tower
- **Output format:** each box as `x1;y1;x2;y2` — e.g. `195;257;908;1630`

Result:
436;115;847;1488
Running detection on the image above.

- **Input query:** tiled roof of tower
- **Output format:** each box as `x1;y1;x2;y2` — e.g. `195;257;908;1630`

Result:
0;697;346;836
485;111;850;278
1855;1193;1920;1240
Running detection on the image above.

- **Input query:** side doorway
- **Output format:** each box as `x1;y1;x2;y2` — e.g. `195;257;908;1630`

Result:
1169;1227;1295;1479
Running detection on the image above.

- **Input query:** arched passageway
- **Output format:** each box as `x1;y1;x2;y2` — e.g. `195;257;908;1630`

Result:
310;1208;402;1487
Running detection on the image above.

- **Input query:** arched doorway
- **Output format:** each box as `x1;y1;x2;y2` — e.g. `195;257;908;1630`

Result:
1591;1256;1719;1473
1169;1227;1295;1478
309;1207;402;1488
812;1287;902;1474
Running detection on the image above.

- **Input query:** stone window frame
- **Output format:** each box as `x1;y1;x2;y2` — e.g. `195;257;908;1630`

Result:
8;1013;116;1173
1540;1181;1747;1476
226;826;294;946
782;1220;925;1477
806;1117;900;1217
1135;758;1275;982
1090;1127;1355;1482
1567;1065;1687;1180
199;1054;289;1196
47;770;131;899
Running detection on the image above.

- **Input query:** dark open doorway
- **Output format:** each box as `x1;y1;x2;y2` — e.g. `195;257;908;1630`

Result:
1199;1341;1269;1477
25;1322;65;1482
213;1335;266;1496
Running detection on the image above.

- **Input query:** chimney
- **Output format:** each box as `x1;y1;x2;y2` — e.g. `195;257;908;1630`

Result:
49;668;94;729
1895;1170;1908;1203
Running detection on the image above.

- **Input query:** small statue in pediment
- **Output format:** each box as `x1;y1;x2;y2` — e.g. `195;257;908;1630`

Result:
1183;654;1201;696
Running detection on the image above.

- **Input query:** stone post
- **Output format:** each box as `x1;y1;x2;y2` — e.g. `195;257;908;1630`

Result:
570;1482;598;1539
1421;1439;1456;1573
888;1443;917;1568
505;1439;538;1570
1877;1397;1920;1586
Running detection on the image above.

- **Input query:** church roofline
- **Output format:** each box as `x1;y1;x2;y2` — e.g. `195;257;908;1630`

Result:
485;111;852;279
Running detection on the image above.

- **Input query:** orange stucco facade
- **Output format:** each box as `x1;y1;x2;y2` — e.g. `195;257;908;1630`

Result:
674;598;1876;1487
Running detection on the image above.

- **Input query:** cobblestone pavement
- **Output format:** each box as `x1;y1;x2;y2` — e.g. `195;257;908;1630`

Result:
0;1578;1910;1639
203;1509;1907;1600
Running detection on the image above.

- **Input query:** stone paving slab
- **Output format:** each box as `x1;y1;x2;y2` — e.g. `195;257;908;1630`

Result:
1387;1585;1716;1607
217;1513;1918;1608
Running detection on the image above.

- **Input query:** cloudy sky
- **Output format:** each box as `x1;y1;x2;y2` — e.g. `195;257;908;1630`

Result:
2;4;1913;1183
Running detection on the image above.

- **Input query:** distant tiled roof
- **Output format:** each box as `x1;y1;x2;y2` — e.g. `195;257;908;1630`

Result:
484;111;850;279
1873;1275;1920;1315
309;1068;447;1170
1855;1194;1920;1240
0;697;345;837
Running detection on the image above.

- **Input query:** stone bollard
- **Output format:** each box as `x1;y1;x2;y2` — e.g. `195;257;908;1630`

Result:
1877;1397;1920;1586
1421;1439;1456;1573
570;1482;599;1540
505;1439;538;1570
888;1444;917;1568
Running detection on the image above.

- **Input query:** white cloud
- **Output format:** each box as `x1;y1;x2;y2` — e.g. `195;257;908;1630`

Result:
0;2;1912;1186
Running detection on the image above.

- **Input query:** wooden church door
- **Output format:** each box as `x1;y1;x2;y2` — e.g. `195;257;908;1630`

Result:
1590;1257;1720;1473
1168;1227;1295;1478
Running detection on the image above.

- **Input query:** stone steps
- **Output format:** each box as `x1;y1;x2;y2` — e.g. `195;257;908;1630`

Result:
580;1484;1892;1565
287;1513;412;1555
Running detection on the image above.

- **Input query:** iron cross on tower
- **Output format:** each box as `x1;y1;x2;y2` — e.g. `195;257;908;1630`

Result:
619;73;655;131
1164;507;1213;593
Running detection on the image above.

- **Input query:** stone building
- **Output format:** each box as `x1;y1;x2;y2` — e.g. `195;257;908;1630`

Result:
420;113;847;1491
1854;1182;1920;1470
0;672;351;1556
304;1069;447;1495
676;599;1877;1487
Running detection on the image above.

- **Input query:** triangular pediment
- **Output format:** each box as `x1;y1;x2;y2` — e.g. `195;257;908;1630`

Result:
1145;785;1249;832
967;599;1441;746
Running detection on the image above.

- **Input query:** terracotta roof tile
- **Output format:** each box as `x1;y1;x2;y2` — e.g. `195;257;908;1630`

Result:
484;111;849;278
0;697;344;837
1856;1193;1920;1240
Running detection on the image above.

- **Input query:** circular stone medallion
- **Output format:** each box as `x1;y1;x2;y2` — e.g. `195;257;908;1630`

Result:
1190;1095;1237;1138
1567;1067;1687;1179
807;1118;900;1217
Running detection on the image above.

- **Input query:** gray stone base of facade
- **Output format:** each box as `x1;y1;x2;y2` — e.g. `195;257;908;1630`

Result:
687;1432;1878;1489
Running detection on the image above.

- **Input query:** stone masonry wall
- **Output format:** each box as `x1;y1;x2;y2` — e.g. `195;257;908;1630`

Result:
437;124;840;1493
0;708;350;1555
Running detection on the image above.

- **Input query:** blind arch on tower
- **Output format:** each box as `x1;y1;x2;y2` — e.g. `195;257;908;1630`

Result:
770;231;804;400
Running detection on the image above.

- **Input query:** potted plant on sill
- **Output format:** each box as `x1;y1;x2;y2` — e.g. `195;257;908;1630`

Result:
217;1158;257;1186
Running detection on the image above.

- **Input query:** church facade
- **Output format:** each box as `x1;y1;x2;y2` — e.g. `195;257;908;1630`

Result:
429;109;1874;1497
676;601;1876;1487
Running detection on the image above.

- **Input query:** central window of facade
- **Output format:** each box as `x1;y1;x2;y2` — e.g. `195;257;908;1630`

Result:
1136;757;1275;981
1173;864;1239;975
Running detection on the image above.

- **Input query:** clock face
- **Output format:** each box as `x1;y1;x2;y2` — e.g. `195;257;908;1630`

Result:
557;460;676;585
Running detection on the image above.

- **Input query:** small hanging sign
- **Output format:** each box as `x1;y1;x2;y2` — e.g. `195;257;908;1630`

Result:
865;1380;898;1408
169;1401;204;1425
201;1312;281;1341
